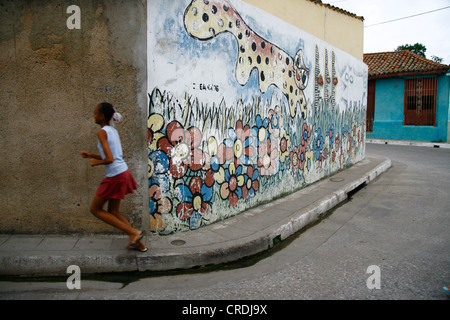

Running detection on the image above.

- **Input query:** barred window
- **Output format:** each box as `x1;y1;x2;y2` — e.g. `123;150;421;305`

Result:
404;77;437;126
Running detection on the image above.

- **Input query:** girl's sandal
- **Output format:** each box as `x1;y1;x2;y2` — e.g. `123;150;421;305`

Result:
133;246;148;252
128;231;144;246
127;242;148;252
127;231;145;251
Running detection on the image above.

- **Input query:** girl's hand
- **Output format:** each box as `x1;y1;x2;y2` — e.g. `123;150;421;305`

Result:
90;158;100;167
80;151;90;158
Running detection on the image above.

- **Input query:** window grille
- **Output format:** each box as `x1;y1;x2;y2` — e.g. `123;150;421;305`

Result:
404;77;437;126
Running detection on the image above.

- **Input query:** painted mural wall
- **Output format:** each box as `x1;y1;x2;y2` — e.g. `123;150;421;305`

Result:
147;0;368;234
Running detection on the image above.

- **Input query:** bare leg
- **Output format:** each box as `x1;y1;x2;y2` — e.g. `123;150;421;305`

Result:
108;199;147;250
107;198;133;228
90;196;141;243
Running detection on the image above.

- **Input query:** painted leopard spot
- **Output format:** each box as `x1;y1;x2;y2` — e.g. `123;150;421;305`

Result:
184;0;309;118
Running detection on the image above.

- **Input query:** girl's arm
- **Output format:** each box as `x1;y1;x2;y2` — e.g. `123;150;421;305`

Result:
89;129;114;167
80;151;102;160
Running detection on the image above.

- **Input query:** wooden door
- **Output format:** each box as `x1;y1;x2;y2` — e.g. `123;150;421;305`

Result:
366;80;375;132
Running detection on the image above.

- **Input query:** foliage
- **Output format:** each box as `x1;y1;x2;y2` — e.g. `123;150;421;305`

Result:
396;43;444;63
431;56;443;64
396;43;427;57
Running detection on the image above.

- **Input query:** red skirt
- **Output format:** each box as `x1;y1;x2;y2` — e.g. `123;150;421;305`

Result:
96;170;137;200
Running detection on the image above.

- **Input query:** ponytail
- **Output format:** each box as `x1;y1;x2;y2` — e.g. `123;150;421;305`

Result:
98;102;123;123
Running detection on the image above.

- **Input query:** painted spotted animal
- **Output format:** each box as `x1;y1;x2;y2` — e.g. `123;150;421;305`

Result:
184;0;309;119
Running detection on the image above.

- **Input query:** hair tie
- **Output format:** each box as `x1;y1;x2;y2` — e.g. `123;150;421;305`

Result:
112;112;123;122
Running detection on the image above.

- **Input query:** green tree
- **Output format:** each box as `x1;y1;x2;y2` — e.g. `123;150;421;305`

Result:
431;55;443;64
396;43;427;57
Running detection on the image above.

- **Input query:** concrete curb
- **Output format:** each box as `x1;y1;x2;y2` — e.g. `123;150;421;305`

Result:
136;155;392;273
0;155;392;277
367;139;450;149
139;156;392;273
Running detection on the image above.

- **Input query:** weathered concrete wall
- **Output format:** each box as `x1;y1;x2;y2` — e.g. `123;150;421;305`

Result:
147;0;367;234
0;0;148;234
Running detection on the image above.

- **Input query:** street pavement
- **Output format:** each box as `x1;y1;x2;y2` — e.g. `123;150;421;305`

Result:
0;140;449;301
0;152;391;278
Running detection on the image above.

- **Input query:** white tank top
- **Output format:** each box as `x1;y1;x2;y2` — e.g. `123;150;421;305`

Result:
97;126;128;177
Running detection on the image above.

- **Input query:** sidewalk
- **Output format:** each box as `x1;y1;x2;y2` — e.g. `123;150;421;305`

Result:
366;138;450;149
0;154;391;278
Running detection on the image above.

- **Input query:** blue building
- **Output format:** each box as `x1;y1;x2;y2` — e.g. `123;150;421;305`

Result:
364;50;450;142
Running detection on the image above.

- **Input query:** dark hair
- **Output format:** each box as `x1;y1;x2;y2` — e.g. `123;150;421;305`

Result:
98;102;115;121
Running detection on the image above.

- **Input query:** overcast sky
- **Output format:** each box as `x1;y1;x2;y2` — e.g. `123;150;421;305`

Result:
325;0;450;64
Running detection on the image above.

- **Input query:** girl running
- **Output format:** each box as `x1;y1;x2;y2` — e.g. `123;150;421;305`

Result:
80;102;147;252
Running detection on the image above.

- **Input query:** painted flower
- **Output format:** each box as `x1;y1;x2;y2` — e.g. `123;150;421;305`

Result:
304;150;315;174
197;136;219;189
174;177;213;230
290;146;301;172
268;106;283;138
313;128;324;160
216;162;245;207
204;136;223;173
243;166;259;199
322;140;328;160
355;124;363;149
339;150;345;168
224;120;254;166
342;125;350;136
331;149;338;167
252;114;269;147
334;133;341;151
299;145;307;170
301;123;311;148
278;161;286;181
217;140;234;165
149;184;172;233
347;134;353;155
148;113;165;150
327;124;335;150
158;121;204;179
257;137;278;177
278;130;290;163
148;150;170;192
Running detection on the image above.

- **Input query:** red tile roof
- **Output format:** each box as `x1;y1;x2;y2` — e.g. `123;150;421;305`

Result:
363;50;449;79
